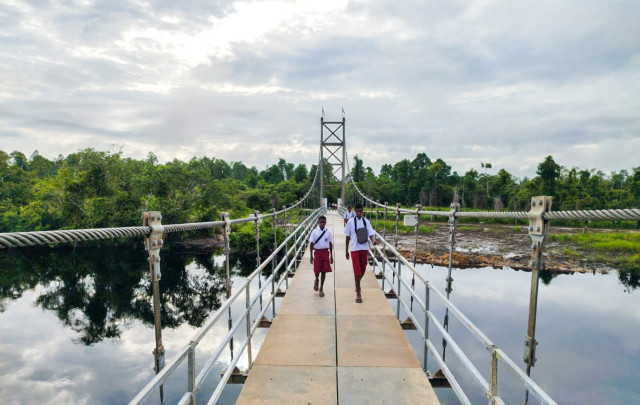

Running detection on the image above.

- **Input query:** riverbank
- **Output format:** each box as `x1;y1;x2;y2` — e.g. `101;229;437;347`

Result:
172;222;639;274
388;223;640;274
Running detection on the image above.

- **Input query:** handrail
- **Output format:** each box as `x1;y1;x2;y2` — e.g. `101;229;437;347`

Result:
368;234;557;405
130;207;324;404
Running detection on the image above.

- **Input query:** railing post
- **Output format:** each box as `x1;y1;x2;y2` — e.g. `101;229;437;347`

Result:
393;203;400;286
423;280;430;372
524;195;552;404
283;205;289;288
143;211;165;403
254;210;262;311
375;202;379;232
381;203;388;291
296;205;302;271
188;343;196;405
221;212;234;360
396;255;402;319
245;283;253;370
447;196;460;297
442;195;459;362
411;204;420;312
372;202;379;275
271;208;277;319
488;345;498;404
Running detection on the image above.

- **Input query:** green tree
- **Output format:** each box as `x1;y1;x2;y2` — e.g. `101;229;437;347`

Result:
352;155;365;182
536;155;561;196
292;164;308;183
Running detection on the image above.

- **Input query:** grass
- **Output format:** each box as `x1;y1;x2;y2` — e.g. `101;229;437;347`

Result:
559;247;581;258
549;232;640;272
368;218;436;235
548;232;640;253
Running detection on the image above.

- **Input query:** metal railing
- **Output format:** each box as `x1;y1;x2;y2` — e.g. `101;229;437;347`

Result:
368;237;555;405
344;172;640;405
130;207;324;405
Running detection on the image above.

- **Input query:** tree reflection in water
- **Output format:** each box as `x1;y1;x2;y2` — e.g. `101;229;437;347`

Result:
0;244;230;345
619;268;640;292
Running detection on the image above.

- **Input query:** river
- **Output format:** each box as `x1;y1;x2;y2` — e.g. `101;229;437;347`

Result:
0;244;638;404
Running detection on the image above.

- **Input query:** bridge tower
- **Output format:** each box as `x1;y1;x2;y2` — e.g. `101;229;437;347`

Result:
319;117;346;206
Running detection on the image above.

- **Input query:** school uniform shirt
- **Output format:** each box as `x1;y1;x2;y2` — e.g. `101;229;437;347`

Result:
344;216;376;251
343;210;355;221
308;226;333;249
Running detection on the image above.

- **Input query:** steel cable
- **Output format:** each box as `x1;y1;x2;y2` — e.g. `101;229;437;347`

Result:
544;208;640;221
0;226;151;248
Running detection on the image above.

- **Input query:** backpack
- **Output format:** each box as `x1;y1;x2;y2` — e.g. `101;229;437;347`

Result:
354;217;369;244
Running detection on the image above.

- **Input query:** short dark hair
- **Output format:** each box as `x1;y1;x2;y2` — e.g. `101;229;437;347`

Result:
347;205;352;209
354;203;363;210
318;215;326;221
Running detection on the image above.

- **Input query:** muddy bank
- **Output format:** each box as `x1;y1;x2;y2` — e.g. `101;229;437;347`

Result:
173;223;621;274
387;224;615;274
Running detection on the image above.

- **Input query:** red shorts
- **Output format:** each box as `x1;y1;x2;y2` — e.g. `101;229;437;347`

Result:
313;249;332;274
350;250;368;276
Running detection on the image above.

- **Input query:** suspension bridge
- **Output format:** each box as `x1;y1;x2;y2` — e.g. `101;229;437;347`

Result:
1;118;639;404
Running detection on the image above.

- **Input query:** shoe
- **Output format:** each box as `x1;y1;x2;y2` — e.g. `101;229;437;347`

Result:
313;279;319;291
355;296;363;303
319;291;325;297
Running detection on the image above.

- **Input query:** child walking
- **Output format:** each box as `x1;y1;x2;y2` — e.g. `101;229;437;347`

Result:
309;215;333;297
344;203;376;303
343;205;355;225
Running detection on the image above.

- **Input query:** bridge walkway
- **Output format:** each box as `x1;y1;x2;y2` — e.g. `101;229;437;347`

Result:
236;211;440;404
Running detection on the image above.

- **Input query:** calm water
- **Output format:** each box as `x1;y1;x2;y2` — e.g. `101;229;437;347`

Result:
1;245;639;404
393;262;640;404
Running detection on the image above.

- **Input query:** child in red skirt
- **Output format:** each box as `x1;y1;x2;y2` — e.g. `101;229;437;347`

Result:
309;215;333;297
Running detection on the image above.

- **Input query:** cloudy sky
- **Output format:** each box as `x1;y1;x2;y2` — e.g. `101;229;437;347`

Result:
1;0;639;178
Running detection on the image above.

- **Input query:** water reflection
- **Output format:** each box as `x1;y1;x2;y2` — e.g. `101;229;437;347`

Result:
408;264;640;405
619;268;640;292
0;244;233;345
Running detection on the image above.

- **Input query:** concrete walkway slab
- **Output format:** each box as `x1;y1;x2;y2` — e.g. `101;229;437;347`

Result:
338;366;439;405
254;315;336;366
237;365;337;405
336;315;421;368
276;289;335;316
335;288;395;317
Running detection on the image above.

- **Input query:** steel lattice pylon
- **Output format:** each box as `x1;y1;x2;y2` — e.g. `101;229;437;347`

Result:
320;117;346;206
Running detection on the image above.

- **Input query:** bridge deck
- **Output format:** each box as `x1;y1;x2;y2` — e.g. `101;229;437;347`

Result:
236;212;440;404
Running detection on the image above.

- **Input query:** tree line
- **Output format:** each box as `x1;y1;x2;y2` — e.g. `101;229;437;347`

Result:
347;153;640;213
0;149;317;232
1;149;638;232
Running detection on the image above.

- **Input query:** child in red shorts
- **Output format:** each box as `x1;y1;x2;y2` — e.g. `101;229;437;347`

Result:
344;203;376;303
309;215;333;297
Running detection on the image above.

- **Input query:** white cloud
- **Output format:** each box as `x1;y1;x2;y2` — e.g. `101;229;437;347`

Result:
0;0;638;179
